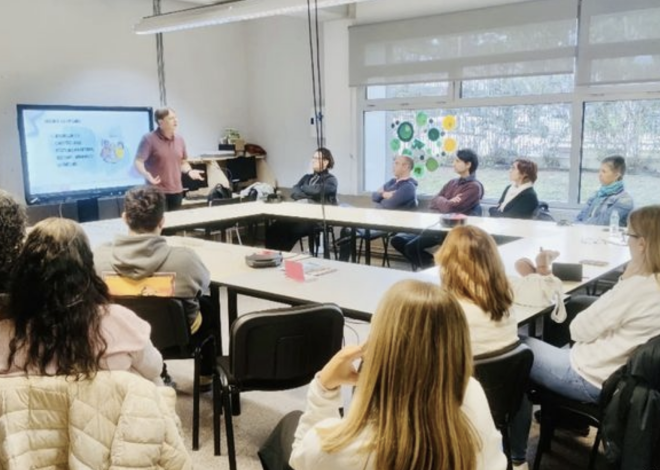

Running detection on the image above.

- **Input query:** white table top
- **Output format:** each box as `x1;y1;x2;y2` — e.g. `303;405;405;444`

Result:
81;201;631;326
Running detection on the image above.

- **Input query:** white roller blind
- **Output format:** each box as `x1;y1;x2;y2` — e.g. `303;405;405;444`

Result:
349;0;578;87
577;0;660;86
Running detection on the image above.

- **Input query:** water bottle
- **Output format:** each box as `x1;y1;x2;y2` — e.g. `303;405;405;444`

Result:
609;210;620;237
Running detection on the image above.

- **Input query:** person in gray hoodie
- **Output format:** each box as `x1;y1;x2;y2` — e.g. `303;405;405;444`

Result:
94;185;214;385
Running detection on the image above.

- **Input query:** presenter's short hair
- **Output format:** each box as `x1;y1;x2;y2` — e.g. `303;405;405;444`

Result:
124;186;165;233
456;149;479;174
154;107;174;123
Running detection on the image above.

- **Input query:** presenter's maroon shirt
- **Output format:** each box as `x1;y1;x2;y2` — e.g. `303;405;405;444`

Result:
136;129;188;194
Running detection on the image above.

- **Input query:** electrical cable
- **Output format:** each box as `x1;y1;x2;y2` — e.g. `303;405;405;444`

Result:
306;0;331;258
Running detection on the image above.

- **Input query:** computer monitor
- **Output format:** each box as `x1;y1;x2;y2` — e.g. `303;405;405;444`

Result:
225;156;257;184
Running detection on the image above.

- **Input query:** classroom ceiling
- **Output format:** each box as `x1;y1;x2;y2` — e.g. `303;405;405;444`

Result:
175;0;533;23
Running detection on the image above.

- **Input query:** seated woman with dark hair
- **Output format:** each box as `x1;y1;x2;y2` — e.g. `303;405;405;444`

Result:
0;218;162;382
265;147;338;252
264;280;506;470
489;158;539;219
575;155;634;226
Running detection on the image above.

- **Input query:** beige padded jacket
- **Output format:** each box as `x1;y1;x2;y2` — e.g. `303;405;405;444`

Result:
0;371;192;469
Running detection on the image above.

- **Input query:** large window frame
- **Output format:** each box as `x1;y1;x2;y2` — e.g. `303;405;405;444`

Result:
357;79;660;208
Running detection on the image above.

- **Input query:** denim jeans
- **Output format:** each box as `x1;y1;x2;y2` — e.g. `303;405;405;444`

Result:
509;337;601;462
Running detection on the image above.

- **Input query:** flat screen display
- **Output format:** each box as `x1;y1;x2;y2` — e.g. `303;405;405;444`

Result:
16;104;153;204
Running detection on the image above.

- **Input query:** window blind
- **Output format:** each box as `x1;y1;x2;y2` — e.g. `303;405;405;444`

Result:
349;0;578;87
577;0;660;86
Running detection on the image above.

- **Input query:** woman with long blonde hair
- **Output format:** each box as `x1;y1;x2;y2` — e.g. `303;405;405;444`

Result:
435;225;517;356
288;280;506;470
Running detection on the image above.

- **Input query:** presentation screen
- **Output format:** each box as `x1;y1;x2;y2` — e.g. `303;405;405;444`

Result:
16;104;153;205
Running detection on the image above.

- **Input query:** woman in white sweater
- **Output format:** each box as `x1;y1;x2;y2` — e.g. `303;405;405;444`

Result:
289;279;506;470
510;204;660;467
435;225;518;357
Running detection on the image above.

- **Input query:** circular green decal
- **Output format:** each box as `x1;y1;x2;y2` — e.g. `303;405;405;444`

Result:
425;157;439;172
402;148;413;156
412;163;425;178
390;139;401;152
427;128;441;141
397;122;414;142
416;112;428;127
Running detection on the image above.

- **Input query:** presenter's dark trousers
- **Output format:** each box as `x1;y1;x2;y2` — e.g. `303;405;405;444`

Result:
164;192;183;211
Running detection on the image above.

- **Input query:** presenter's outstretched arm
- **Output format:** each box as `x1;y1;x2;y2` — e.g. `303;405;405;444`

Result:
134;157;161;185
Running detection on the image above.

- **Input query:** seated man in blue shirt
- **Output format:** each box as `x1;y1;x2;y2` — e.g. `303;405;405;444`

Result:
391;149;484;270
338;156;418;261
371;155;418;210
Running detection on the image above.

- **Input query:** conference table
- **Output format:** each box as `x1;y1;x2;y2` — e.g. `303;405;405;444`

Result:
82;201;630;346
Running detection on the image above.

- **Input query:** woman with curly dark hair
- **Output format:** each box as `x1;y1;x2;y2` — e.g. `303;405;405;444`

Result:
0;217;162;381
0;190;26;294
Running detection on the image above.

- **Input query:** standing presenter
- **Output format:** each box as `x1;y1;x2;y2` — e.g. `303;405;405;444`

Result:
134;107;204;210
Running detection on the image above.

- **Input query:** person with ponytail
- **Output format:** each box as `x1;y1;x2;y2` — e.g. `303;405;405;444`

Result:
287;280;506;470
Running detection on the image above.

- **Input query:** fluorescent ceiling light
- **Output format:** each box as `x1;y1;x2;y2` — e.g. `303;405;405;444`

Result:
135;0;375;34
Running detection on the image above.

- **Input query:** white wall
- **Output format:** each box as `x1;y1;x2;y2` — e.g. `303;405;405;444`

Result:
243;16;319;189
0;0;250;200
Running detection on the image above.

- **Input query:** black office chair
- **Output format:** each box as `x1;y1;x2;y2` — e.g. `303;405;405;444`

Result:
531;387;602;470
532;201;555;222
214;303;345;470
299;224;338;259
113;296;217;452
533;334;660;470
356;230;393;267
473;342;534;470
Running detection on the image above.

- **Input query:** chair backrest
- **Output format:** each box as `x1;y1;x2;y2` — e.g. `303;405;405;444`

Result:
469;203;483;216
113;296;190;353
230;303;344;390
533;201;555;221
103;272;176;297
473;342;534;428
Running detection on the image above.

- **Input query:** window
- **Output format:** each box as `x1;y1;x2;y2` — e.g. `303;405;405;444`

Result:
461;74;574;99
364;103;572;203
366;82;448;100
581;99;660;207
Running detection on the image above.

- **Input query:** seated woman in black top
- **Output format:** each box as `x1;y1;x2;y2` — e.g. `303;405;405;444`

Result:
489;158;539;219
265;148;338;252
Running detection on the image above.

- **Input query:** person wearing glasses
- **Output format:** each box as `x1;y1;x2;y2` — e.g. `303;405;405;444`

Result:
509;205;660;469
575;155;634;227
265;148;338;252
488;158;539;219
